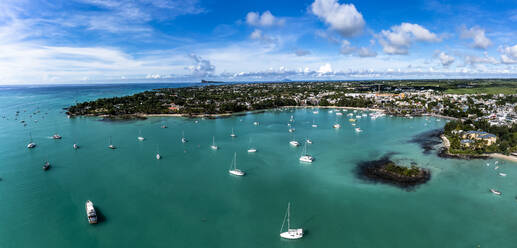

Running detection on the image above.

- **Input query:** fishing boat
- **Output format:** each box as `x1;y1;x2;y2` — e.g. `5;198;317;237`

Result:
279;202;303;240
108;136;116;149
299;142;314;163
230;128;237;137
52;134;62;139
490;189;502;195
228;153;245;176
85;200;98;224
210;136;218;150
43;161;51;171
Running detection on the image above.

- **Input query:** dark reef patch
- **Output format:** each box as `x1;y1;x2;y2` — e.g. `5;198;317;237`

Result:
409;129;443;154
356;153;431;189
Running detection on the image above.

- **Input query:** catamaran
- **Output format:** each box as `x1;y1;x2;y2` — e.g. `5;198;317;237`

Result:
211;136;218;150
279;202;304;240
85;200;98;224
289;133;300;146
230;128;237;137
228;152;245;176
299;142;314;163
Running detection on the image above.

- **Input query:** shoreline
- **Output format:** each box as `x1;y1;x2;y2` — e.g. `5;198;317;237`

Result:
439;135;517;163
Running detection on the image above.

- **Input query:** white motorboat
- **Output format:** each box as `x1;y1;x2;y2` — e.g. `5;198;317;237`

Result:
333;124;341;128
313;111;318;114
336;112;343;116
85;200;98;224
280;202;303;240
52;134;62;139
499;173;507;177
228;153;245;176
306;139;312;144
490;189;502;195
211;136;218;150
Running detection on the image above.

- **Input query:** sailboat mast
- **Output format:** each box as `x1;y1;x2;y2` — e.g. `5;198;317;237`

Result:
287;202;291;230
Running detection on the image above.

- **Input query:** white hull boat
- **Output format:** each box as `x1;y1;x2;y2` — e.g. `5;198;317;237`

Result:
85;200;98;224
280;202;303;240
228;153;245;176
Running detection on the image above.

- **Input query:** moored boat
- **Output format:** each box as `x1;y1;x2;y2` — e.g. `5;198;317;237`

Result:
490;189;502;195
228;153;245;176
43;161;50;171
85;200;98;224
279;202;303;240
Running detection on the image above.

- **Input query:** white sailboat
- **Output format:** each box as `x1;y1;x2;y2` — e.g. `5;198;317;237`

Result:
289;133;299;146
228;152;245;176
27;132;36;148
211;136;218;150
137;130;144;141
156;145;161;160
230;128;237;137
311;120;318;128
299;141;314;163
181;131;188;143
247;138;257;153
73;143;79;149
279;202;304;240
108;136;116;149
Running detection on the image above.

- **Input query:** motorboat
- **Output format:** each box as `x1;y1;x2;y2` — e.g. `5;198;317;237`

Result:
85;200;98;224
490;189;502;195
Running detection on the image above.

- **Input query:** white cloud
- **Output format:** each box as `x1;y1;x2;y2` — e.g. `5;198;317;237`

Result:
186;53;215;77
317;63;333;74
340;40;356;55
246;11;283;27
460;26;492;49
294;49;311;56
464;52;498;65
357;47;377;57
499;44;517;64
311;0;365;37
438;51;455;66
378;23;441;55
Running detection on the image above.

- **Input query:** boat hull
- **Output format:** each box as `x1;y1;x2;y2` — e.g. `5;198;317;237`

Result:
280;229;303;240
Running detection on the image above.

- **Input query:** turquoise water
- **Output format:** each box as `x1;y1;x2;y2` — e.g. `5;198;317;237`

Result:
1;84;517;248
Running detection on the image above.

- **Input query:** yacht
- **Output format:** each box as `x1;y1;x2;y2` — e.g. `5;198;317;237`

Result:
43;161;51;171
247;138;257;153
333;124;341;128
299;142;314;163
279;202;304;240
27;133;36;148
85;200;98;224
228;153;245;176
210;136;218;150
490;189;502;195
52;134;62;139
230;128;237;137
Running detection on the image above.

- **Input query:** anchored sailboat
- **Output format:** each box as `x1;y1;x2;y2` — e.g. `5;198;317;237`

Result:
108;136;116;149
230;128;237;137
156;145;161;160
181;131;188;143
137;130;144;141
27;132;36;148
280;202;304;240
299;141;314;163
211;136;218;150
247;138;257;153
228;152;245;176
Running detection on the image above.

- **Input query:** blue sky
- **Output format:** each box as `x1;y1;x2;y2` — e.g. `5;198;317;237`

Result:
0;0;516;84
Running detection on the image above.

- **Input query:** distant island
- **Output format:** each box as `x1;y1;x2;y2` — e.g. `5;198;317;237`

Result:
66;79;517;157
201;79;224;84
357;155;431;188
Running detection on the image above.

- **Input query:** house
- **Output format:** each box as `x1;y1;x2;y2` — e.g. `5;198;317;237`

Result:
460;139;474;147
462;131;497;145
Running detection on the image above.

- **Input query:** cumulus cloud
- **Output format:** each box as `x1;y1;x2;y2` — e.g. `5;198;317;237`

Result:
460;26;492;49
378;23;441;55
464;52;498;65
317;63;333;74
438;51;455;66
357;47;377;57
294;49;311;56
311;0;365;37
249;29;275;43
186;54;215;77
246;11;283;27
340;40;356;55
499;44;517;64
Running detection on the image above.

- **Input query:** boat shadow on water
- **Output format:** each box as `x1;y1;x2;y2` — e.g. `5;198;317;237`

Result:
93;206;107;224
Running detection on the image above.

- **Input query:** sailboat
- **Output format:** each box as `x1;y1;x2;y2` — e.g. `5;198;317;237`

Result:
73;143;79;149
279;202;304;240
108;136;116;149
156;145;161;160
228;152;245;176
247;138;257;153
27;132;36;148
289;133;300;147
181;131;188;143
52;133;62;139
211;136;218;150
299;141;314;163
137;130;144;141
230;128;237;137
311;120;318;128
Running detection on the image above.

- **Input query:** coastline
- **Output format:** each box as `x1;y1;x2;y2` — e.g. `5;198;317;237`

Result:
439;135;517;163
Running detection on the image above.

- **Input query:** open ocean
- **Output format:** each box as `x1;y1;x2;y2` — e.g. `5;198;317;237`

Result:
1;83;517;248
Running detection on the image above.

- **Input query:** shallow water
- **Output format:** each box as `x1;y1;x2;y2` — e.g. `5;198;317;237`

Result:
1;84;516;248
